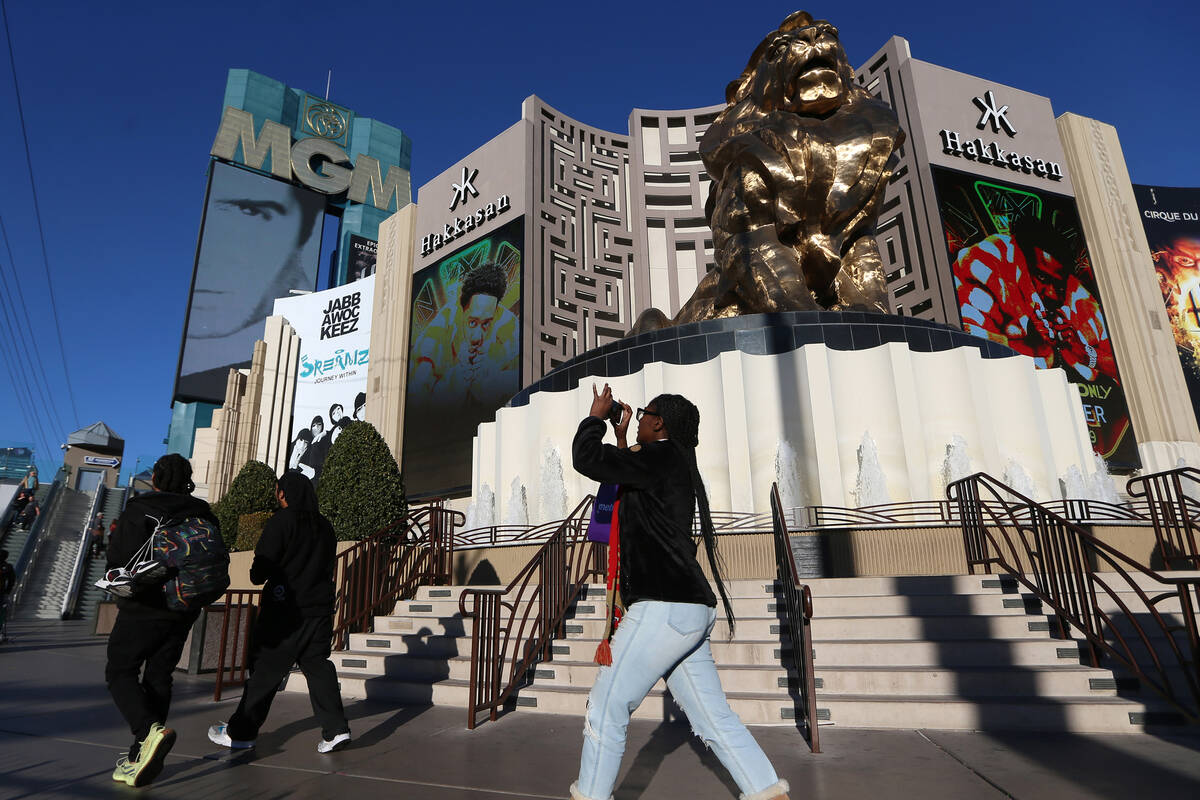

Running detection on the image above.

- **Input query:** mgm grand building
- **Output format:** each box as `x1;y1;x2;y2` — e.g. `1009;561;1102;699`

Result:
188;23;1200;523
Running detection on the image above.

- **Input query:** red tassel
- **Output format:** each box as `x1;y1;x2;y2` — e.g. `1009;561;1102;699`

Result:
594;639;612;666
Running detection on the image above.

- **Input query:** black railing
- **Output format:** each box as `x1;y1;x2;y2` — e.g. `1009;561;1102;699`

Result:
949;472;1200;723
770;483;819;752
1125;467;1200;570
458;496;600;728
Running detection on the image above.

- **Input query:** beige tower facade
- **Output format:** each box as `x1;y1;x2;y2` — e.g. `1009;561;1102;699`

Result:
1056;113;1200;471
365;205;418;462
255;315;301;476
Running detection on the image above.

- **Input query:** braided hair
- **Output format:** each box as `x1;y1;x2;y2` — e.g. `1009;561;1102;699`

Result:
650;394;735;634
152;453;195;494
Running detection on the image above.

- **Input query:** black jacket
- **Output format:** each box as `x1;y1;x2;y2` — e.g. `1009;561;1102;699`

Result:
107;491;218;618
250;507;337;619
572;416;716;609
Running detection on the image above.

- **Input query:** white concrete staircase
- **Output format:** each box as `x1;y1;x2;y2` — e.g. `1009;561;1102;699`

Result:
287;572;1197;733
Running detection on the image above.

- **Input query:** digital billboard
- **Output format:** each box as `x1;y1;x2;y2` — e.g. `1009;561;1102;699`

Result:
175;161;324;403
404;216;524;497
273;277;374;485
348;235;377;282
933;167;1140;469
1133;184;1200;427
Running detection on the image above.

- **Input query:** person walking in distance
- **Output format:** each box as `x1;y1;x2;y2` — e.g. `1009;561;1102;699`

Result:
208;471;351;753
105;455;221;787
0;549;15;643
569;384;790;800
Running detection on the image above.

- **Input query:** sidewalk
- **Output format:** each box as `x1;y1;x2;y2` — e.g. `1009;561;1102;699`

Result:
1;619;1198;799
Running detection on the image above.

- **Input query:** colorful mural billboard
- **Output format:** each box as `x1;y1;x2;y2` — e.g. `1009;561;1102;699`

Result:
933;167;1139;469
404;216;523;497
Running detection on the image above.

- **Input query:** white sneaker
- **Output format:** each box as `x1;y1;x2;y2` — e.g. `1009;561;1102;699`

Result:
207;723;255;749
317;732;351;753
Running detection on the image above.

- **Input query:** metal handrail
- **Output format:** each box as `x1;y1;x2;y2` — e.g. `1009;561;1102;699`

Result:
458;495;601;729
770;483;819;753
948;472;1200;723
331;503;463;650
1125;467;1200;569
10;481;62;607
804;498;1150;529
60;484;105;619
212;502;462;699
453;509;774;550
214;589;262;700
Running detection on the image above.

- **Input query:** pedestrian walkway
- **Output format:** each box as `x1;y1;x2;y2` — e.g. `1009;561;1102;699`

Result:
0;619;1198;798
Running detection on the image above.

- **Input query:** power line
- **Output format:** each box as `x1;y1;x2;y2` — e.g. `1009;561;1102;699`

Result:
0;216;70;442
0;247;55;458
1;0;80;427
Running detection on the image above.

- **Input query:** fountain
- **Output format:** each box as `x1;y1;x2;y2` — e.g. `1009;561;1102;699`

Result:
854;432;890;507
1003;459;1037;501
1087;453;1121;504
539;440;569;522
465;482;495;529
775;440;806;527
504;477;529;526
941;435;972;494
1060;465;1088;499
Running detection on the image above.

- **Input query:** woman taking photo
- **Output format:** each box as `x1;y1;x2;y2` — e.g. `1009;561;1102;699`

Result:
569;384;788;800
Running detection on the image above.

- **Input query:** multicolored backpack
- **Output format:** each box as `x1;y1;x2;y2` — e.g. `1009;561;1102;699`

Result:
150;516;231;611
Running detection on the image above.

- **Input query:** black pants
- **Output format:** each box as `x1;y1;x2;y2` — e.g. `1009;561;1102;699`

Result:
227;611;348;741
105;608;199;753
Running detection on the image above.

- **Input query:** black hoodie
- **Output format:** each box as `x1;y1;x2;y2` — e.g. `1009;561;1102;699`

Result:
250;472;337;619
107;490;219;618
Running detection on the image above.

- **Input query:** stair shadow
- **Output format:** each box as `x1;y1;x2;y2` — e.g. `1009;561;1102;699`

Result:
893;573;1200;795
615;696;740;800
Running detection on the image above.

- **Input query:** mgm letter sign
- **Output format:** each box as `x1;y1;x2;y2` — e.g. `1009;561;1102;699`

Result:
211;107;407;212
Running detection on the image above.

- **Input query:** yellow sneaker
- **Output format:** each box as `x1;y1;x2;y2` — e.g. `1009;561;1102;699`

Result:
128;723;176;787
112;757;136;785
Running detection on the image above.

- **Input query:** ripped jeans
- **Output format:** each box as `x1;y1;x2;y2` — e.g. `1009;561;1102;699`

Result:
573;601;785;800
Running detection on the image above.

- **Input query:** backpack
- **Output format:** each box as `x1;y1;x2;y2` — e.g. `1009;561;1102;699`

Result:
150;516;231;611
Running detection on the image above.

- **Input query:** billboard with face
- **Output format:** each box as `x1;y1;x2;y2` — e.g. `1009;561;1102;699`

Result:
175;162;324;403
404;216;523;497
933;167;1139;469
1133;185;1200;427
273;277;374;485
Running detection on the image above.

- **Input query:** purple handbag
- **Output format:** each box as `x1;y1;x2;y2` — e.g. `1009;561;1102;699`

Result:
587;484;620;543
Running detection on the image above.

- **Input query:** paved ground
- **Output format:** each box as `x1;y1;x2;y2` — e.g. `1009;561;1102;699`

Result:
1;619;1198;799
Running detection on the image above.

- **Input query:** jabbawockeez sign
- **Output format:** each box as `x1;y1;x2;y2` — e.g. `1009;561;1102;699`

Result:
273;277;375;483
212;107;407;212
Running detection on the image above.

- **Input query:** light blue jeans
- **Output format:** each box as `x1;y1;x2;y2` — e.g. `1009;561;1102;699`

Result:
572;600;787;800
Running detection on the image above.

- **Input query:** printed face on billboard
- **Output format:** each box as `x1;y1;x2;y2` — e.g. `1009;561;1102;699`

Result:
932;167;1139;469
175;162;325;403
272;277;374;485
1133;185;1200;427
404;216;523;497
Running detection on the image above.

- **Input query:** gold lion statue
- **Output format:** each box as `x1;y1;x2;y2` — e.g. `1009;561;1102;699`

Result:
634;11;905;332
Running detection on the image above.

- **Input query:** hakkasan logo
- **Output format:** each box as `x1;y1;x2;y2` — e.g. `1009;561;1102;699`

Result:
937;90;1063;181
421;167;511;257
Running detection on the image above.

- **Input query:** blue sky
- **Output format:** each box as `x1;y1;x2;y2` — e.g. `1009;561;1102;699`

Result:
1;0;1197;481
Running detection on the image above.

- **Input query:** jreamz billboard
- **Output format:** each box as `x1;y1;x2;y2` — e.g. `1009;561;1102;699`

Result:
274;277;374;484
1133;184;1200;427
404;216;523;497
933;167;1139;469
175;161;324;403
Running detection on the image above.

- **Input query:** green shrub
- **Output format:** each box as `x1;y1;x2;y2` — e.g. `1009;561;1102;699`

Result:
234;510;273;552
317;421;406;541
214;460;278;550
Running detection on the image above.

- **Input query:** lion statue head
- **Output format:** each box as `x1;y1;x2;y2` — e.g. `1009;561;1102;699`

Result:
723;11;872;117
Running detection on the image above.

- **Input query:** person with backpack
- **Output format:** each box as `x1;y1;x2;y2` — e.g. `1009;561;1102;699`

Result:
104;454;226;787
208;471;351;753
